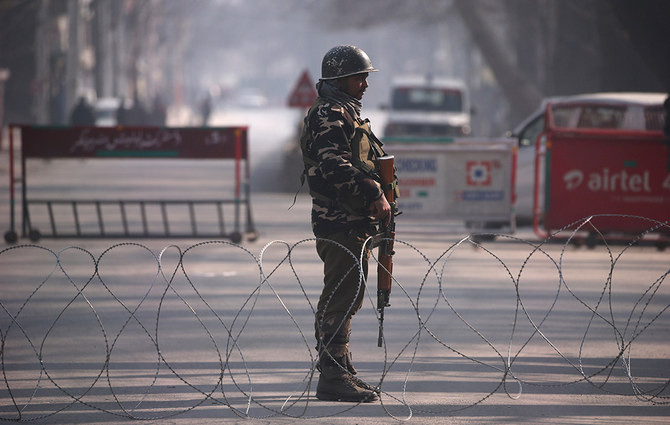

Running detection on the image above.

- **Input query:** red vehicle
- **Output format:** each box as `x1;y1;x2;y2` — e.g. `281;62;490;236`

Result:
528;94;669;246
510;92;667;225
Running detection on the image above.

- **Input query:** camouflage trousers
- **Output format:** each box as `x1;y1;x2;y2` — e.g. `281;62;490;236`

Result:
314;227;374;359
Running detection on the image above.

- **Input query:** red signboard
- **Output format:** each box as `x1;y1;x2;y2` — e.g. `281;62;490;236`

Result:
20;126;248;159
542;128;670;234
287;70;317;108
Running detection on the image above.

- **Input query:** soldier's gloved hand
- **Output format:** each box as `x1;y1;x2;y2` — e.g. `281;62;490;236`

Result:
369;195;391;226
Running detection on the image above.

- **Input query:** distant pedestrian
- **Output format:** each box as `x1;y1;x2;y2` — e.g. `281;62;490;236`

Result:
150;95;167;126
127;94;149;125
200;94;211;126
663;94;670;170
116;99;128;125
663;94;670;139
70;97;95;126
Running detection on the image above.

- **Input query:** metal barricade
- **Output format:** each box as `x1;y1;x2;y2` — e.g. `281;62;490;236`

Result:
4;125;257;243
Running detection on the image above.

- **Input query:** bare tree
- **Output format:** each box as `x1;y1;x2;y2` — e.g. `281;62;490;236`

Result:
453;0;542;122
318;0;667;124
609;0;670;91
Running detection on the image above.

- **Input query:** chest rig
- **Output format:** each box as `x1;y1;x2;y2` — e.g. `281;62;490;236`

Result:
300;98;398;215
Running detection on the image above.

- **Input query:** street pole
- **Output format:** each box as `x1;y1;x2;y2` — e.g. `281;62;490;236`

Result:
34;0;50;124
66;0;80;117
0;68;9;150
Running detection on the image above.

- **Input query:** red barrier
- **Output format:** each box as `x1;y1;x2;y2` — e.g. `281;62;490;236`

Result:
534;107;670;242
20;125;248;159
4;125;256;243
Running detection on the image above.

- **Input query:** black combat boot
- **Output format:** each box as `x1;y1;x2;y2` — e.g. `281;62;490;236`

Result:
343;350;380;395
315;313;379;402
316;351;379;402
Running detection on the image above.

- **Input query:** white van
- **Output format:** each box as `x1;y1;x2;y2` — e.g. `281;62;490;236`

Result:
383;75;471;139
95;97;122;127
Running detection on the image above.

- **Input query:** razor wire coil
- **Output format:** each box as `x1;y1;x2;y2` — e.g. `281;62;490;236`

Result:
1;214;669;422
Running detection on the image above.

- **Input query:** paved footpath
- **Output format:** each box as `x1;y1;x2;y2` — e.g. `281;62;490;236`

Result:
1;149;669;424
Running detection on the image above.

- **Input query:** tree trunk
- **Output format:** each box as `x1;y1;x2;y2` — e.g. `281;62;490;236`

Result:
453;0;543;122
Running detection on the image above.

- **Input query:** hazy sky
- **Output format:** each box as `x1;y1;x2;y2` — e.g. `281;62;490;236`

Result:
185;1;475;109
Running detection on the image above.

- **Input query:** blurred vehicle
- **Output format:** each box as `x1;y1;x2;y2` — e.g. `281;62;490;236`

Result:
383;75;471;139
509;92;667;223
94;97;121;126
231;88;269;108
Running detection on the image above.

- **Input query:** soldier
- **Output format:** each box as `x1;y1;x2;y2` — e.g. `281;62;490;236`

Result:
300;45;391;402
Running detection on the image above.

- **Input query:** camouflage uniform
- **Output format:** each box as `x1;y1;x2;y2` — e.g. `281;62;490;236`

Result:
301;79;384;402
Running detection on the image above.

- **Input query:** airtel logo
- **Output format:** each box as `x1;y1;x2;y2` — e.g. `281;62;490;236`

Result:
563;168;651;193
563;170;583;190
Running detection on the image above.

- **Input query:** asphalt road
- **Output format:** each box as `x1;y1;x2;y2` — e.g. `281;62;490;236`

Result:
1;148;669;424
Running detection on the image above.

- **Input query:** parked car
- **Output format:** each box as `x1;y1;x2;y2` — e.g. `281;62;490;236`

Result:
94;97;122;126
509;92;667;223
383;75;472;139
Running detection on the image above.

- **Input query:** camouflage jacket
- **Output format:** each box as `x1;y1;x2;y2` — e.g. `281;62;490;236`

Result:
301;97;384;237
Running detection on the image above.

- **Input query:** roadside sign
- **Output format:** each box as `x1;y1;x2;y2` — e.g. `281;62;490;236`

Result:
288;70;317;108
387;138;516;228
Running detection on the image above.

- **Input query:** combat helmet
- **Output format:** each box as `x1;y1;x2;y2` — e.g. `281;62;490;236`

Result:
320;45;378;80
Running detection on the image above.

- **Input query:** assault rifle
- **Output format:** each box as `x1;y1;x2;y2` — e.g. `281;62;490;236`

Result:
374;155;398;347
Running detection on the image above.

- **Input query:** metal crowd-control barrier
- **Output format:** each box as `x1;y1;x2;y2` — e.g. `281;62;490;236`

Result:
4;125;257;244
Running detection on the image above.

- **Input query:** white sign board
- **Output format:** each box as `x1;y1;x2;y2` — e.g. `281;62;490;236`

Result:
387;138;516;225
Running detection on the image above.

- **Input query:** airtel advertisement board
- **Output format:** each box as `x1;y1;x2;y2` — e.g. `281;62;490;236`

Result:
543;130;670;233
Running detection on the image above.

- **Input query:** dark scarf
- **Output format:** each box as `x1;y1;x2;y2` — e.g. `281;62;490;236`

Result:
316;80;362;121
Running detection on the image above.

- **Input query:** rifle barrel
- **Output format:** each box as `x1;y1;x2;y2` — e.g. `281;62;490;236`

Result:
375;155;396;348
